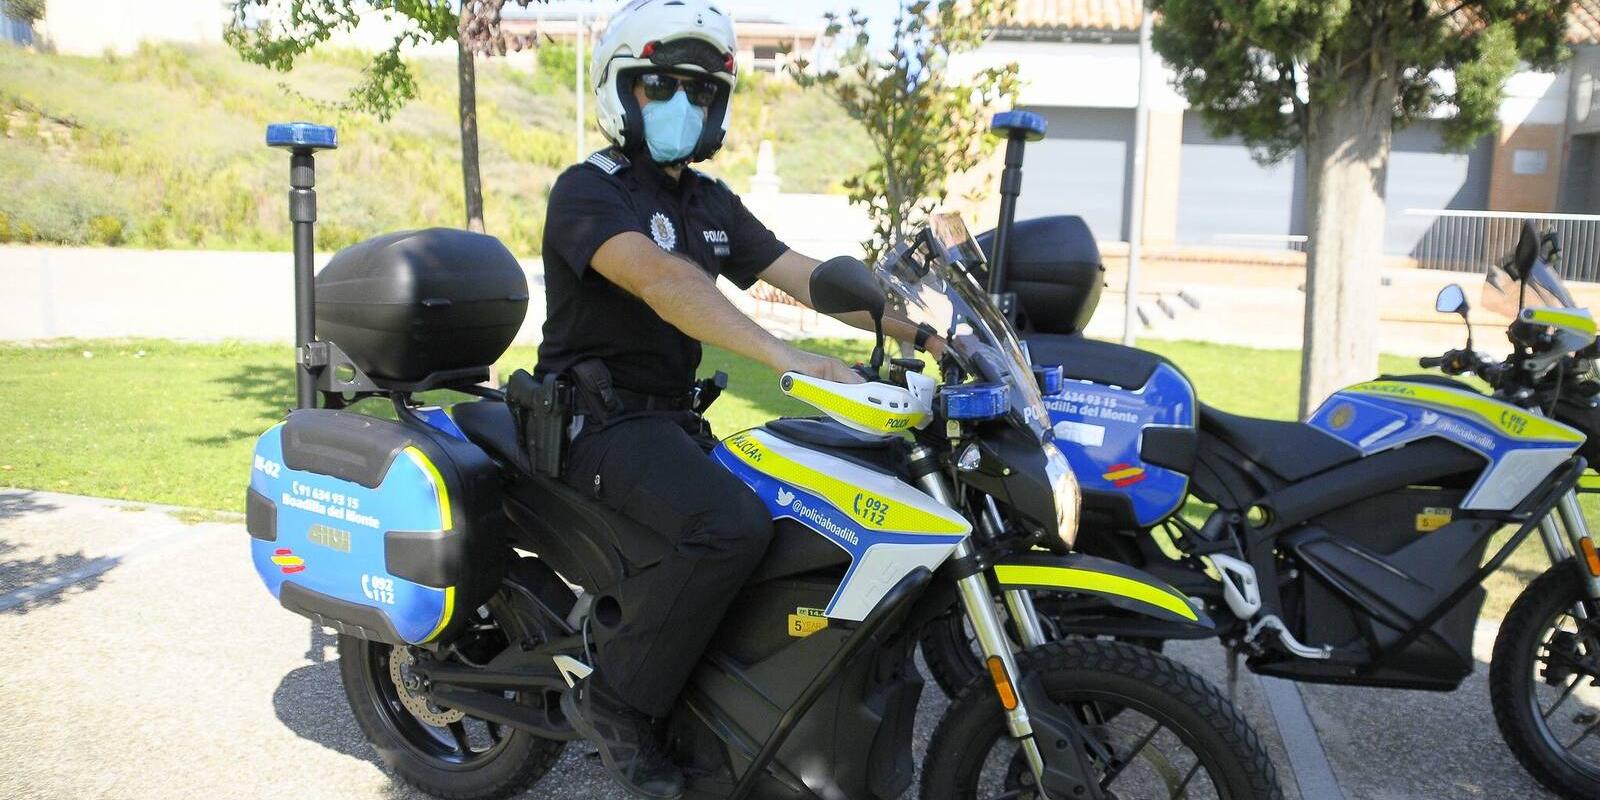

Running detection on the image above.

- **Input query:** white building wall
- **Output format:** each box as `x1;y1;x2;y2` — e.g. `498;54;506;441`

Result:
37;0;462;59
957;38;1562;123
1499;68;1570;125
39;0;230;56
950;39;1185;110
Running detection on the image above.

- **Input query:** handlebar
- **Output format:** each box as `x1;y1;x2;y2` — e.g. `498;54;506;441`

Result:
1419;348;1495;381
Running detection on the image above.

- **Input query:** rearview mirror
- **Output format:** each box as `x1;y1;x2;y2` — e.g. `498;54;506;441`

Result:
1511;220;1540;280
809;256;885;319
1435;284;1468;316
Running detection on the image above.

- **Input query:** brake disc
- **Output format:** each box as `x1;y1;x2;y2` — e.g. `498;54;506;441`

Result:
388;648;466;727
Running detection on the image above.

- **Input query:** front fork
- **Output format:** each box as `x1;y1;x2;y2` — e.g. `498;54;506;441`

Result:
1543;488;1600;605
913;453;1071;797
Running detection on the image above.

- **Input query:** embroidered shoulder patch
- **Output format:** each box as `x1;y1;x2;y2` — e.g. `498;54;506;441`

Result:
586;149;629;175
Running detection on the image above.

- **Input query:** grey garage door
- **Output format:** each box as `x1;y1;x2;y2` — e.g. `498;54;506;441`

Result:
1175;114;1489;255
1176;114;1305;247
1015;107;1135;242
1386;123;1493;256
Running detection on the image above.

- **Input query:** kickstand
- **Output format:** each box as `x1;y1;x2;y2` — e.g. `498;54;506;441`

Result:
1226;648;1242;704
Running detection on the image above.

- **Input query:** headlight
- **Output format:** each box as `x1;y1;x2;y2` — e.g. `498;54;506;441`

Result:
1042;442;1080;548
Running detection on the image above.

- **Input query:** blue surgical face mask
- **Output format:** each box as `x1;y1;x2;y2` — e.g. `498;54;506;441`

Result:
641;89;706;164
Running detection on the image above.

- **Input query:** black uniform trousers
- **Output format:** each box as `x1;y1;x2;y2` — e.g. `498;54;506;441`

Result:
562;410;774;717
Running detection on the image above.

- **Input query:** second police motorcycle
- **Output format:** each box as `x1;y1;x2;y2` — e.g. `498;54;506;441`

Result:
921;110;1600;800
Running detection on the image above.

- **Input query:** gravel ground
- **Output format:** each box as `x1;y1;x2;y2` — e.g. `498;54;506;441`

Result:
0;488;1571;799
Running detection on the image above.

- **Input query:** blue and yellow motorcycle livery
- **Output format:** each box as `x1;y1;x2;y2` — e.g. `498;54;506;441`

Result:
932;111;1600;800
242;125;1279;800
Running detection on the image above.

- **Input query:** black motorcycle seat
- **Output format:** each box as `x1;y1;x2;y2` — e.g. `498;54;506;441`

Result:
451;397;532;473
451;399;668;590
1024;333;1173;390
1199;404;1361;483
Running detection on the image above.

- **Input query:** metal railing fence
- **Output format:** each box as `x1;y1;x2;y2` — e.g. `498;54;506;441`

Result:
1403;208;1600;283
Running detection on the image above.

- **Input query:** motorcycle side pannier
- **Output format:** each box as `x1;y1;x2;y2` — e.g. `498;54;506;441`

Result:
246;409;506;645
977;215;1105;335
315;228;529;384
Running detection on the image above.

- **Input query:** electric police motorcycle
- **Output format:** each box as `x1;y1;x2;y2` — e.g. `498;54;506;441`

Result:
244;125;1280;800
923;112;1600;800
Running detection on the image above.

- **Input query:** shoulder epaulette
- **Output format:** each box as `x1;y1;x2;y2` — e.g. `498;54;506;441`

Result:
585;148;630;175
688;168;731;193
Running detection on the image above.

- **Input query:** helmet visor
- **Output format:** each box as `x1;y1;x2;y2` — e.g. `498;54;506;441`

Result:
643;37;733;76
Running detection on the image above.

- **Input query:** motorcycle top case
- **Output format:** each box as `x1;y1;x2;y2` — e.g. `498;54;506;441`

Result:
315;228;529;384
976;215;1105;335
246;409;506;646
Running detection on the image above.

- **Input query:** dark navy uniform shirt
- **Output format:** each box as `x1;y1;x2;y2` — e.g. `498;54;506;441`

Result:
535;148;789;395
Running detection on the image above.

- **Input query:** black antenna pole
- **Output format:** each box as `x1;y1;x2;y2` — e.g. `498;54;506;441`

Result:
267;123;339;410
987;110;1047;296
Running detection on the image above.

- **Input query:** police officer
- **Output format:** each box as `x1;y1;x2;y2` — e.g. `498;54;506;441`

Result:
539;1;933;797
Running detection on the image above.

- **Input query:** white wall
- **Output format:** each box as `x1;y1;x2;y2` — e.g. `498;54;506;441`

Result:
0;194;869;343
37;0;466;59
39;0;230;56
950;40;1186;110
958;38;1567;124
0;246;545;343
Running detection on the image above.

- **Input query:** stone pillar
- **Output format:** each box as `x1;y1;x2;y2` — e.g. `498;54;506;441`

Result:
1139;108;1184;247
751;139;782;195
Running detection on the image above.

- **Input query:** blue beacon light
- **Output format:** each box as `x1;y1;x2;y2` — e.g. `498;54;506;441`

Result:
266;122;339;151
941;383;1011;421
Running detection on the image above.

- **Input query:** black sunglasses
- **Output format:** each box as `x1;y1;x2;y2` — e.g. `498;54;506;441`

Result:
637;72;720;108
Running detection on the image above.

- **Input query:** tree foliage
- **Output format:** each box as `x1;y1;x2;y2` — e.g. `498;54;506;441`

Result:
790;0;1019;262
226;1;451;120
1150;1;1569;164
225;1;537;120
6;0;45;24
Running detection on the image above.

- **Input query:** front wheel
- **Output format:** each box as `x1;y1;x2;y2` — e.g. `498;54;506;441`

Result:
922;640;1281;800
339;557;575;800
1490;563;1600;800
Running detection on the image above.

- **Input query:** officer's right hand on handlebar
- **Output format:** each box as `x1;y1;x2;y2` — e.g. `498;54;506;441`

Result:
782;347;866;385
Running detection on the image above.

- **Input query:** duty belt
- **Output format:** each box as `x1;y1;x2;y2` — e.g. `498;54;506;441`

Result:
566;358;696;416
601;386;695;413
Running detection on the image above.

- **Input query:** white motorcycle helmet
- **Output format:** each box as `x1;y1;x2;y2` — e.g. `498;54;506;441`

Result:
591;0;738;164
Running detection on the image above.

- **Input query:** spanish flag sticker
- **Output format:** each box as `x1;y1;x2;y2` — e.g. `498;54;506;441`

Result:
1102;463;1146;488
272;548;306;575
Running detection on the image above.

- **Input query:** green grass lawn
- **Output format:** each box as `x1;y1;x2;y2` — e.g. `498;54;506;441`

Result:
0;336;1573;617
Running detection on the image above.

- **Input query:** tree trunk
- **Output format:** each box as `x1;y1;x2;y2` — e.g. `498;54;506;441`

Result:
457;36;486;234
1298;65;1396;418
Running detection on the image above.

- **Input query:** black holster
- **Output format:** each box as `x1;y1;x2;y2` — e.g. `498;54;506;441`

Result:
505;369;572;478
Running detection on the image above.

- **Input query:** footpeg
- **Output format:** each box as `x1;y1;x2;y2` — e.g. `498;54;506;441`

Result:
1248;615;1333;660
553;655;595;688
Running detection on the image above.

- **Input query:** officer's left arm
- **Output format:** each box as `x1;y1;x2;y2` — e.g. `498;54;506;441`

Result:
757;250;942;355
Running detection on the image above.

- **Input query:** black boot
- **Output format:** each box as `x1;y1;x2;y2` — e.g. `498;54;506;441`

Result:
561;677;685;799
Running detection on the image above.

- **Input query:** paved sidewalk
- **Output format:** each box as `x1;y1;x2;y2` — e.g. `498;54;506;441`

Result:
0;488;1565;799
